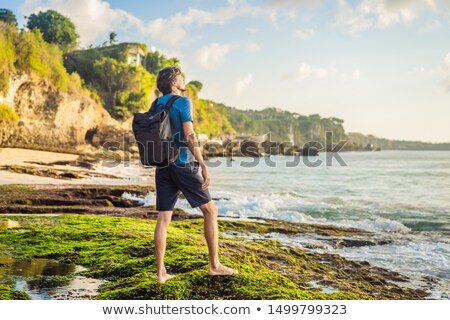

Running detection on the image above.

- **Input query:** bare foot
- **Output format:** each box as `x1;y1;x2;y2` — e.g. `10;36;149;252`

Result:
208;264;238;276
157;273;175;284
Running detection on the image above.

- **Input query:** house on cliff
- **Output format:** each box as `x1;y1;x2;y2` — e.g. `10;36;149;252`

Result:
64;42;147;72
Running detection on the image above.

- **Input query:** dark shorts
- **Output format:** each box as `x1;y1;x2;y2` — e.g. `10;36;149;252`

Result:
155;161;212;211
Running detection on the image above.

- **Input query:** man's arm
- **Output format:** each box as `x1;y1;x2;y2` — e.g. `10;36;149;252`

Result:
182;121;210;190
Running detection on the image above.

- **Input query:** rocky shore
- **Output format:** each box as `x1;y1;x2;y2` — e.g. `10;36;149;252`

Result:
0;183;433;300
0;147;153;185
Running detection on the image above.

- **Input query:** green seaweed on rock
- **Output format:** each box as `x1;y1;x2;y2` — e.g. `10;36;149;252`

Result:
0;214;428;300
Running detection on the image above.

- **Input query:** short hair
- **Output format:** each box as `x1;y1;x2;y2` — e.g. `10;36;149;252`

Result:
156;66;182;95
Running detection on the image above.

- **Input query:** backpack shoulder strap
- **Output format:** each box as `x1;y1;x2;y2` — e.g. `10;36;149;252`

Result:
163;95;181;112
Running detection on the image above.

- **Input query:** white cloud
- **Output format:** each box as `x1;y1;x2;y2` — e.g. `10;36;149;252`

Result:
288;11;298;21
420;19;441;32
293;28;316;39
196;43;235;69
282;63;333;80
141;2;254;46
341;69;361;80
336;0;373;34
19;0;255;47
260;0;322;31
335;0;441;34
365;0;420;27
235;73;254;95
21;0;450;46
20;0;142;46
351;69;361;80
245;42;262;52
409;66;440;76
156;48;184;65
412;66;426;73
263;0;322;9
282;64;360;81
442;53;450;91
266;9;281;31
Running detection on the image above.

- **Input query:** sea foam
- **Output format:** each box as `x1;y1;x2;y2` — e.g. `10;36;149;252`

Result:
122;190;411;232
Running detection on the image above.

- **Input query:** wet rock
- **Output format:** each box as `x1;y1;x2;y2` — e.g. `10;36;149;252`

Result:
58;172;80;179
332;238;392;248
93;196;141;208
127;247;152;258
0;164;119;180
0;185;201;221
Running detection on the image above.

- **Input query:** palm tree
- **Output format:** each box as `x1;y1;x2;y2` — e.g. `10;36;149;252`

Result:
109;32;117;45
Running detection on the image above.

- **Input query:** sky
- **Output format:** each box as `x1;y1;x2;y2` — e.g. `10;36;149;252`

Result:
3;0;450;142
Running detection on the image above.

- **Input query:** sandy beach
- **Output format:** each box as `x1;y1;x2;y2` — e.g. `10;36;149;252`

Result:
0;148;81;185
0;147;154;185
0;148;80;166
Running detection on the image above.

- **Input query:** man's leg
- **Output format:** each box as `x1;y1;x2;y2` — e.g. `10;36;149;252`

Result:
199;201;238;275
155;210;174;284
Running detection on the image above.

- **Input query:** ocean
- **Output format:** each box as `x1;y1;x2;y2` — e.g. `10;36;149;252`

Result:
100;150;450;297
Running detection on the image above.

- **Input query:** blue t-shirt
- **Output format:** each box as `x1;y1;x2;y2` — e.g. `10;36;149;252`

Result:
152;94;194;165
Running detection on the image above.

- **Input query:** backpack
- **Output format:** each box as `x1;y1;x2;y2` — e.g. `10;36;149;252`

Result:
132;95;181;167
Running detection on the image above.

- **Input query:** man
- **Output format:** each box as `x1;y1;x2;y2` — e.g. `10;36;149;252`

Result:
153;66;238;284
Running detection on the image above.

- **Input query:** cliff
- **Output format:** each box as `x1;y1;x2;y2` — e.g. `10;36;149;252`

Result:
0;73;121;153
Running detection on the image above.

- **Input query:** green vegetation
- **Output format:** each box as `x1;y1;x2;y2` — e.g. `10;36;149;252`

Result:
0;103;18;123
65;43;149;80
0;214;428;300
347;132;450;151
0;8;17;28
0;184;34;197
0;20;77;94
65;43;155;119
0;185;430;300
0;284;30;300
193;99;235;137
92;57;155;119
145;50;180;74
213;104;346;146
0;22;16;95
187;80;203;92
15;29;70;91
26;10;79;53
108;32;117;46
64;44;231;126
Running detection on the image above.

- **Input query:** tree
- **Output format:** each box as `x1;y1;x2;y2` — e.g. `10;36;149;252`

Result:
92;57;123;108
145;50;180;74
109;32;117;45
0;21;17;95
0;9;18;27
26;10;79;52
92;57;155;119
187;80;203;91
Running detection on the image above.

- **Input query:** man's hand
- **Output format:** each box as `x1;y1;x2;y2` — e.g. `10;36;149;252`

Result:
183;121;211;190
201;164;210;190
